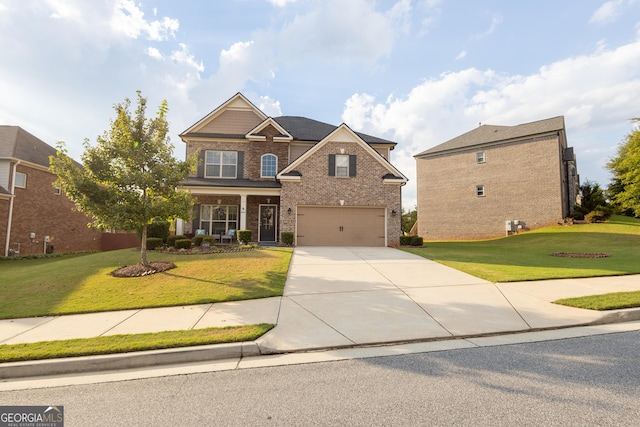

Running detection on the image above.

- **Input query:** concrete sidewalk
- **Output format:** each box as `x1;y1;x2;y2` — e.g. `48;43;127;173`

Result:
2;247;640;378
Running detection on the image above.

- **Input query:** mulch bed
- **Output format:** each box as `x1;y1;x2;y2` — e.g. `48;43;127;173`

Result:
111;262;176;277
550;252;610;258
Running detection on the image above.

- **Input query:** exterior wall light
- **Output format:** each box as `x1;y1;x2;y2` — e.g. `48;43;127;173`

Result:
287;208;292;215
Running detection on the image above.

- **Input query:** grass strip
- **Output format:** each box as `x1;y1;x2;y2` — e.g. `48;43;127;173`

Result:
554;291;640;311
0;324;274;363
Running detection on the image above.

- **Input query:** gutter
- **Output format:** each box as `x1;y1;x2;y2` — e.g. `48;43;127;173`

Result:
4;160;20;256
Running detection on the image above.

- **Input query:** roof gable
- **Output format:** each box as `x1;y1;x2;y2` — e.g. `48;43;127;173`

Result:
246;118;293;142
278;123;407;182
416;116;565;157
180;92;267;137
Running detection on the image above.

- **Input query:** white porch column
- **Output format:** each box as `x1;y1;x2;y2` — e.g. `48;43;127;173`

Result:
240;194;247;230
175;219;184;236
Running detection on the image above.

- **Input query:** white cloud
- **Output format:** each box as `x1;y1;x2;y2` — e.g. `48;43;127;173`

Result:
258;96;283;117
342;39;640;209
45;0;82;21
456;50;467;60
147;47;163;60
590;0;625;24
110;0;178;41
267;0;298;6
471;13;503;41
171;43;204;72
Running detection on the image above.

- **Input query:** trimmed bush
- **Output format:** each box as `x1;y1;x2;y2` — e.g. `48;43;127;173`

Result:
410;236;424;246
175;239;192;249
585;210;609;223
399;235;412;246
167;235;186;247
281;231;294;246
194;235;204;246
146;237;163;250
147;219;170;242
202;236;216;244
237;230;252;244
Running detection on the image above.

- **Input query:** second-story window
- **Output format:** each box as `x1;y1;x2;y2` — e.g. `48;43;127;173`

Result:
476;151;486;163
205;151;237;178
261;154;277;178
335;154;349;177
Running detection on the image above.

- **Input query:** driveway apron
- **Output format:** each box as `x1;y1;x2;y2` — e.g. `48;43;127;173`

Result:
257;247;529;353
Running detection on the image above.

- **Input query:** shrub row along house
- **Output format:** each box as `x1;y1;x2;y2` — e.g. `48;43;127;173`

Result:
414;116;580;240
177;93;408;246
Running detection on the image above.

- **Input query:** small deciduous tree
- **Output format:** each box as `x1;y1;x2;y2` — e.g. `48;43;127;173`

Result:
607;117;640;217
51;91;195;267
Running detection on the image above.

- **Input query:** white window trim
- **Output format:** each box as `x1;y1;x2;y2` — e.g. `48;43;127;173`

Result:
14;172;26;188
476;185;485;197
477;151;486;163
335;154;349;177
260;153;278;178
205;150;238;179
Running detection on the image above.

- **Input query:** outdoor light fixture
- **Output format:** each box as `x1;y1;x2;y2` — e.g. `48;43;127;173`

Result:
391;209;397;217
287;208;292;215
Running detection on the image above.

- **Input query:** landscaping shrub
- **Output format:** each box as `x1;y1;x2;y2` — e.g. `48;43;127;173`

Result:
167;235;186;247
147;219;170;242
146;237;163;250
174;239;192;249
585;210;609;223
281;231;294;246
399;235;412;246
194;235;204;246
237;230;252;244
410;236;424;246
202;236;216;245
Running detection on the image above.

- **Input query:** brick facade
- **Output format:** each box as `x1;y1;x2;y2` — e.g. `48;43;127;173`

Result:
416;134;573;240
2;163;102;255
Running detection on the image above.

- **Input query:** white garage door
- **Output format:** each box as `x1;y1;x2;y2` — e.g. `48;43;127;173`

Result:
296;206;386;246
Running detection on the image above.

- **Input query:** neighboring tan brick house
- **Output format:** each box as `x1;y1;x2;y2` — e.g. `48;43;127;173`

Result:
0;126;102;256
178;93;407;246
414;116;579;240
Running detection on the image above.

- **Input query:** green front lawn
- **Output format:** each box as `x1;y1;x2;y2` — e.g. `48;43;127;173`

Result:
554;291;640;311
0;247;292;319
0;324;274;363
402;215;640;282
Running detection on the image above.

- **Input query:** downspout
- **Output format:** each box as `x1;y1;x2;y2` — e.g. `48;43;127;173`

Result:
4;160;20;256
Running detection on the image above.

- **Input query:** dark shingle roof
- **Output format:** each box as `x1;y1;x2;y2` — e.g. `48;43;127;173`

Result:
0;126;58;167
415;116;565;157
181;177;282;189
273;116;396;146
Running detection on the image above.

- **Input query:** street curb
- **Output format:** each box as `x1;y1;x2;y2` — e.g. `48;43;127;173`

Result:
588;307;640;325
0;341;260;380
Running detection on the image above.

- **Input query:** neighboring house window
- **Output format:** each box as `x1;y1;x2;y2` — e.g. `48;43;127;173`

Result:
261;154;277;178
205;151;237;178
476;185;485;197
200;205;238;235
14;172;26;188
54;186;61;195
477;152;485;163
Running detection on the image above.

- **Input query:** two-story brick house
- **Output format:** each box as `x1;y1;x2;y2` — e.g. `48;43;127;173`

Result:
178;93;407;246
0;126;102;256
414;116;579;240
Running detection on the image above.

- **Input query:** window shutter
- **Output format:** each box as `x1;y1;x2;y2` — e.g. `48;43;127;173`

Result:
192;204;201;234
237;151;244;179
197;151;205;177
349;155;357;177
328;154;336;176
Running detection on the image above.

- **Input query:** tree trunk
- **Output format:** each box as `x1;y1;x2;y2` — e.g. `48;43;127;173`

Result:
140;223;149;266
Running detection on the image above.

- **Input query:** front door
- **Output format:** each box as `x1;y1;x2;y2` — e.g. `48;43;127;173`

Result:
259;205;277;242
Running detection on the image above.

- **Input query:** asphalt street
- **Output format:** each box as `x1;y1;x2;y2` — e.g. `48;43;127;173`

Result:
3;330;639;426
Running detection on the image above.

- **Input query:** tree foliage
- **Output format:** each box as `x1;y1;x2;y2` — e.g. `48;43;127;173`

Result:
50;91;195;265
607;117;640;217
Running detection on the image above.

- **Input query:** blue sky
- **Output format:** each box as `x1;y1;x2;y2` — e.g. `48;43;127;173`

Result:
1;0;639;210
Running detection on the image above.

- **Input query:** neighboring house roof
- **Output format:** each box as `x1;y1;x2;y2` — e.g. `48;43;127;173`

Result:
0;126;58;167
415;116;565;157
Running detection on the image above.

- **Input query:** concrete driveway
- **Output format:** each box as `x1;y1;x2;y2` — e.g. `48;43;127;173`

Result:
257;246;619;353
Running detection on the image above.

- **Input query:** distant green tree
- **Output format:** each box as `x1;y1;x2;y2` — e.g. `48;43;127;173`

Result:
402;208;417;234
51;91;195;266
607;117;640;217
578;180;608;212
